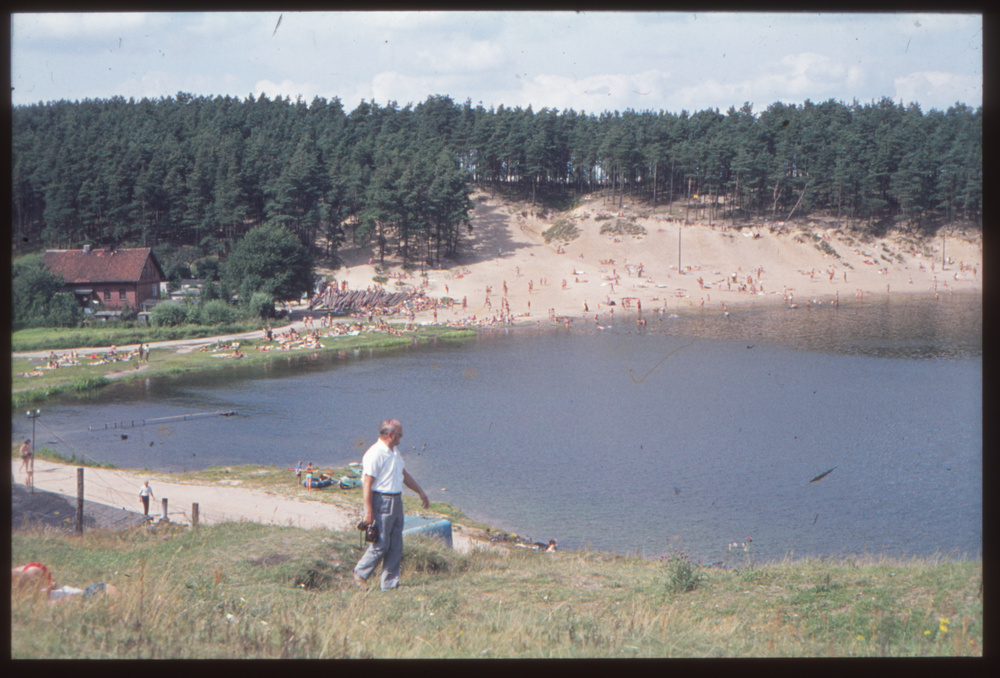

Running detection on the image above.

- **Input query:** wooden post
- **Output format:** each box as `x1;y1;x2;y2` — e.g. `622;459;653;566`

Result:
192;503;199;530
76;467;84;535
678;228;682;273
161;497;169;522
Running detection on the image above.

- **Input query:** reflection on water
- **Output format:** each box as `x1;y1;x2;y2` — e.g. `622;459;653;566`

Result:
13;293;981;564
599;291;982;360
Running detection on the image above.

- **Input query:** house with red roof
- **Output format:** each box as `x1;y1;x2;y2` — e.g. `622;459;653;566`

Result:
42;245;166;313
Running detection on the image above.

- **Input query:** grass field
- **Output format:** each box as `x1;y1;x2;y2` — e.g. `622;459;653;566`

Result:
11;518;982;658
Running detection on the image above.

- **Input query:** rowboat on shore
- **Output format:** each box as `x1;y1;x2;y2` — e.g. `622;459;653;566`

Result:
302;476;334;489
338;462;363;489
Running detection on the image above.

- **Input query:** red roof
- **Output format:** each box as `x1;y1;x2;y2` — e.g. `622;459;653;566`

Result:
42;248;165;284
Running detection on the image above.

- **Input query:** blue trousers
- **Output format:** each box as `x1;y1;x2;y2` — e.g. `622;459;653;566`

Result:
354;493;404;590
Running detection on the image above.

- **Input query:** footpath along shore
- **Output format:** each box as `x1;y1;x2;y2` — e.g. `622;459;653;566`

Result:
10;458;497;554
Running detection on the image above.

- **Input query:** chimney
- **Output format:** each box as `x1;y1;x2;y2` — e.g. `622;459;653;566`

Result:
83;245;92;254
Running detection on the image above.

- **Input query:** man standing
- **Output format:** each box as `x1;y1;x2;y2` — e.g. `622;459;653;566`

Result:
139;480;155;518
353;419;430;591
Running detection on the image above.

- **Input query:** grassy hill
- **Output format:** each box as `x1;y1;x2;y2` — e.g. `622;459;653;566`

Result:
11;520;982;658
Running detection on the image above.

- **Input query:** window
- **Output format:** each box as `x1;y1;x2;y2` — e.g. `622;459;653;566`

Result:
104;290;112;301
119;289;127;300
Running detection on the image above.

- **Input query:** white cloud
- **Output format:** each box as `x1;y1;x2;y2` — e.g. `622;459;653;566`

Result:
846;66;865;89
502;70;673;113
894;71;982;109
670;79;754;113
778;53;850;91
10;12;983;113
254;78;325;103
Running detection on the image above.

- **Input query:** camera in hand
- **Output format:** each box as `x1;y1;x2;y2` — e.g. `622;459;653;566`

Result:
357;520;379;543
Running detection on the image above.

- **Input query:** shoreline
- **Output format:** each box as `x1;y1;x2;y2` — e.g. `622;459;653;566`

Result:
11;457;981;566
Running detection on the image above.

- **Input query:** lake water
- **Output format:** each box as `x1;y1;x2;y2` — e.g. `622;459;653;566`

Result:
13;293;982;565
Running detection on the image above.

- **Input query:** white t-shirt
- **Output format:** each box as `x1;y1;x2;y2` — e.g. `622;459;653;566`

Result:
139;484;152;497
362;438;405;494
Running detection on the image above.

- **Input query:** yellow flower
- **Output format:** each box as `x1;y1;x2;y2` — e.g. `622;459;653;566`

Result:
924;630;931;636
857;634;864;641
939;618;950;633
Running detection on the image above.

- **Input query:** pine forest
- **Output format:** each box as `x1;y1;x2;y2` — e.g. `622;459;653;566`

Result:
12;93;982;268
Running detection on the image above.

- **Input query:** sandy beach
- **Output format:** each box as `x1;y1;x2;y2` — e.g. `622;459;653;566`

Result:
11;459;497;554
329;191;982;327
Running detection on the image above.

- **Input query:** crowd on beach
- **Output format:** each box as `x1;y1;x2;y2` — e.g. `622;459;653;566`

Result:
17;344;150;378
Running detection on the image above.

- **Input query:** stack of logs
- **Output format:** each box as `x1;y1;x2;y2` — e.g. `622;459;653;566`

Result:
309;286;416;313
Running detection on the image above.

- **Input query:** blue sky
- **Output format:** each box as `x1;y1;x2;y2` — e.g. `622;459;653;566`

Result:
11;11;982;114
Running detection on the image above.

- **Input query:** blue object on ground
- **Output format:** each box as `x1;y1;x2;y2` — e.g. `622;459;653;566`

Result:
402;515;453;549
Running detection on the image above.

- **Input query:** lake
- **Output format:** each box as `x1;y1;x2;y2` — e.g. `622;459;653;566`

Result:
13;292;982;565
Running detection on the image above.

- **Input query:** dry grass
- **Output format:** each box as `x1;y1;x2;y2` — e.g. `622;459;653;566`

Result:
11;522;982;658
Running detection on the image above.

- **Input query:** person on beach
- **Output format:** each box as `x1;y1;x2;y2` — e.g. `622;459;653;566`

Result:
19;439;32;474
296;461;302;485
12;563;118;604
354;419;430;591
139;480;155;517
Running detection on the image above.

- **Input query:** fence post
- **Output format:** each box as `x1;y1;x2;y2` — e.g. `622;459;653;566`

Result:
192;502;199;530
76;467;84;535
161;497;169;522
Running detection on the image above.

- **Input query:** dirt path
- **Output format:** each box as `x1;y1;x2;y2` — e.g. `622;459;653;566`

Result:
11;458;498;554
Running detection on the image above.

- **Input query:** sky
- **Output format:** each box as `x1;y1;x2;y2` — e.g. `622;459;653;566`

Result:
10;11;982;116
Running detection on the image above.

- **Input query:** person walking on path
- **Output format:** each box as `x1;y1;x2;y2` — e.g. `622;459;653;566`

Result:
353;419;430;591
139;480;155;518
19;439;32;474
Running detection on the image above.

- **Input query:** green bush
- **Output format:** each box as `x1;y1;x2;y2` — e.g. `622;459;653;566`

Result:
45;292;83;328
542;218;580;244
199;299;241;325
244;292;275;320
664;554;703;593
150;302;188;327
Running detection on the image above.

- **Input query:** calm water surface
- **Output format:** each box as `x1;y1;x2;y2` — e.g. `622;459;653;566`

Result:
13;293;981;565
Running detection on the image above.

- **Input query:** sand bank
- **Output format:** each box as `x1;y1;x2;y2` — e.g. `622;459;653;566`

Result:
329;191;981;327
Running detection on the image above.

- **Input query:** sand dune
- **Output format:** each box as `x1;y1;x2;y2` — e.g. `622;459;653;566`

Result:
328;191;982;325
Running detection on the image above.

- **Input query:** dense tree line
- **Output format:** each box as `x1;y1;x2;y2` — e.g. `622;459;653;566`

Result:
12;93;981;267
